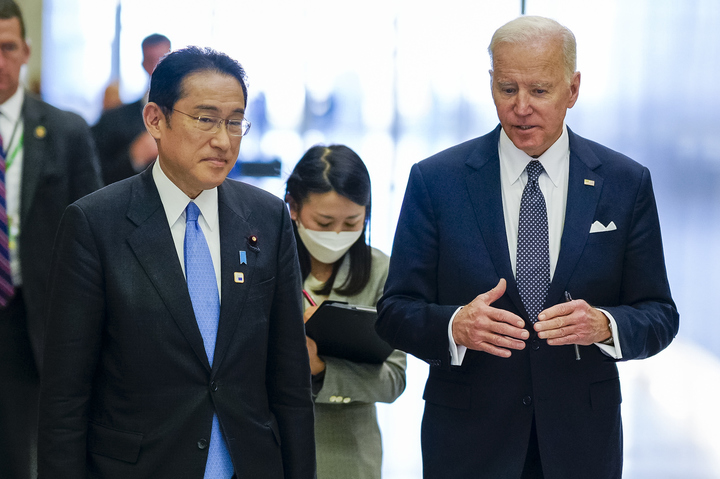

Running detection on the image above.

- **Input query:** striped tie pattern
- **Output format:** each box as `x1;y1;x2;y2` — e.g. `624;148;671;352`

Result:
0;134;13;306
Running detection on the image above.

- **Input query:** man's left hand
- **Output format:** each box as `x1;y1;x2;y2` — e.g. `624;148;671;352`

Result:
534;299;611;346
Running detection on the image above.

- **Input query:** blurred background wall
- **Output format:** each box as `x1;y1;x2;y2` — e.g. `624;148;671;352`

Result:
23;0;720;477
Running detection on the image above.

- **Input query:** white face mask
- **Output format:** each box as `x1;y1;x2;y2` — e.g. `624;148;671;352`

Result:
296;219;364;264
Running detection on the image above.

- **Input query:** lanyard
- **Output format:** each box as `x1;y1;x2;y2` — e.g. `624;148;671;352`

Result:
3;117;22;170
5;132;23;170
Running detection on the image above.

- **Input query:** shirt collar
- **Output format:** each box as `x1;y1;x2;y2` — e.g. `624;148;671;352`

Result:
152;160;219;231
499;124;569;188
0;87;24;123
0;88;24;141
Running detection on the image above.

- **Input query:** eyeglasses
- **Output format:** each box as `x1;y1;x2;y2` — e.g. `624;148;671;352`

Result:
172;109;251;137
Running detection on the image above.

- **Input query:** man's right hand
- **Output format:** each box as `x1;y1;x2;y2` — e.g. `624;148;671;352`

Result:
452;278;528;358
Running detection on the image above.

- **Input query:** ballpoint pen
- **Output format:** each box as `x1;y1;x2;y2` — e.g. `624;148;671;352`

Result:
564;291;581;361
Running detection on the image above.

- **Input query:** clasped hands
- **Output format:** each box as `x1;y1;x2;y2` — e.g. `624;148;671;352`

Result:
452;279;612;358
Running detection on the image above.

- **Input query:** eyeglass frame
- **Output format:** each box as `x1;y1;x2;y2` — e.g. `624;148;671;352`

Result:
172;109;251;137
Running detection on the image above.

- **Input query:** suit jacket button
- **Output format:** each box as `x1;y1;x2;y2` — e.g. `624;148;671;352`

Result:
211;381;218;392
197;438;208;449
532;339;540;351
522;396;533;406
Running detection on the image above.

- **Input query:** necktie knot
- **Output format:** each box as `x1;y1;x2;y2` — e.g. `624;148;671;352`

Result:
186;202;200;223
526;160;544;184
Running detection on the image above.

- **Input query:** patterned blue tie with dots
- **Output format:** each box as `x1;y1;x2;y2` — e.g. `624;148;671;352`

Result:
516;160;550;323
184;202;234;478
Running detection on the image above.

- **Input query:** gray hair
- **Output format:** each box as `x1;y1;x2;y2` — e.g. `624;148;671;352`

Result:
488;16;577;82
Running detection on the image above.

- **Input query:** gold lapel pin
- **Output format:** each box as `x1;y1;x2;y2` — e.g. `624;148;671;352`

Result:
584;179;595;186
35;125;47;139
234;272;245;284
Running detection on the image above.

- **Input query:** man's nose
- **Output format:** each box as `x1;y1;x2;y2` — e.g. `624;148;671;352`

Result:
514;91;533;116
210;121;234;149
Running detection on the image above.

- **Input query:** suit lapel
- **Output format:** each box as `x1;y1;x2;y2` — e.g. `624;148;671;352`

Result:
464;127;526;316
211;182;256;375
125;169;211;370
20;95;50;224
546;129;604;307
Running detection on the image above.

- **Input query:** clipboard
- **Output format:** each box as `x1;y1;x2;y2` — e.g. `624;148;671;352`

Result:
304;301;394;364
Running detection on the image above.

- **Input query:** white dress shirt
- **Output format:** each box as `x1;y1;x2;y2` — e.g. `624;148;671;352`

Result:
152;160;222;299
449;125;622;364
0;88;25;285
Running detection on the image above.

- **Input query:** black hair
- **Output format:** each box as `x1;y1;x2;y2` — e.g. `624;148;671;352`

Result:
286;144;372;297
0;0;25;39
148;46;248;121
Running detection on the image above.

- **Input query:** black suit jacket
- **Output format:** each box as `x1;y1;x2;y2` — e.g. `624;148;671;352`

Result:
377;126;679;479
91;98;146;185
17;93;102;366
38;168;316;478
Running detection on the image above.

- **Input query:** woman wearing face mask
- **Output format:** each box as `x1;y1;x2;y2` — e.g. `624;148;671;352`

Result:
286;144;407;479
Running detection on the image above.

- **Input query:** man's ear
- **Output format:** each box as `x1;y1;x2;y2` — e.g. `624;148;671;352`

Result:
143;102;164;140
20;40;30;66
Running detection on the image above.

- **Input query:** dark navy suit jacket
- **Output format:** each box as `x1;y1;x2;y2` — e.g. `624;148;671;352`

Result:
377;125;678;479
38;168;316;478
18;93;102;366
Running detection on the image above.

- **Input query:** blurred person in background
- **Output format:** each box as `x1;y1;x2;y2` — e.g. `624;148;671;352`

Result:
92;33;170;185
286;144;406;479
0;1;102;477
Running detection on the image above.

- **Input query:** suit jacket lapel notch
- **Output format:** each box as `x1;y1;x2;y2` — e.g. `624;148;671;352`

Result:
126;169;212;370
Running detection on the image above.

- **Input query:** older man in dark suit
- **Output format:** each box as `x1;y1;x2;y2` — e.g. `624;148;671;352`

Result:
38;47;315;478
377;16;678;479
0;2;102;477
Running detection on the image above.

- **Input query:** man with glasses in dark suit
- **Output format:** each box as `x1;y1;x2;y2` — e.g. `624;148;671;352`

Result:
39;46;315;479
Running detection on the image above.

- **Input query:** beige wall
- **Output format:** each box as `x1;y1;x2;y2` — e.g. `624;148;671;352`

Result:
22;0;43;93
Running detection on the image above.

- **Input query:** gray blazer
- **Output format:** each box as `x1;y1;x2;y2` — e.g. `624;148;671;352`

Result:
309;247;406;479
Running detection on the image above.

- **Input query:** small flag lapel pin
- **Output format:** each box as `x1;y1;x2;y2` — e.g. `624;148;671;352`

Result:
584;179;595;186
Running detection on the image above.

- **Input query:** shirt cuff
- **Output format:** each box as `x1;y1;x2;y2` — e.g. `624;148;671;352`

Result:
594;308;623;359
448;307;467;366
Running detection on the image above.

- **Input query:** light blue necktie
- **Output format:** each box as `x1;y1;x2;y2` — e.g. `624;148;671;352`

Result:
516;160;551;323
184;202;234;478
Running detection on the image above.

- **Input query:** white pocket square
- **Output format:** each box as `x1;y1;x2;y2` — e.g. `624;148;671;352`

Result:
589;221;617;233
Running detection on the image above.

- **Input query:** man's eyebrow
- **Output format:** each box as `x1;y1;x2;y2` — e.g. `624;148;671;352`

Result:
194;104;246;115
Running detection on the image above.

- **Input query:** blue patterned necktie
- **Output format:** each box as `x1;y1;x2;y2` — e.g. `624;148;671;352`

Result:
516;160;550;323
184;202;234;478
0;133;13;306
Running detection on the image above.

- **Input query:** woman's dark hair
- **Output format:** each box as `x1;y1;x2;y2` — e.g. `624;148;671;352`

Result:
286;144;372;297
